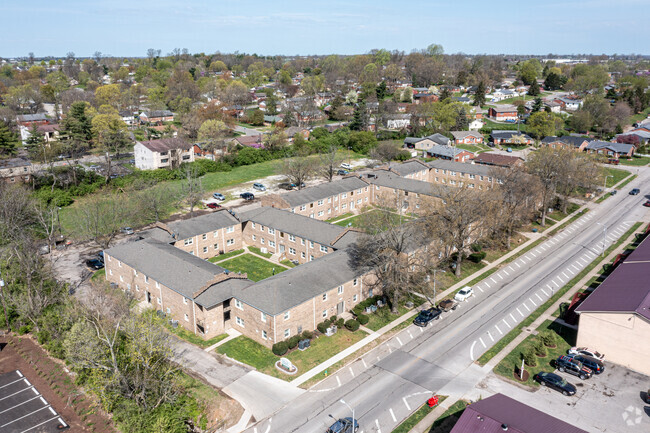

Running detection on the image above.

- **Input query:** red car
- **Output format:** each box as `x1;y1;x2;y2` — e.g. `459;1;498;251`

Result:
643;200;650;207
206;202;221;209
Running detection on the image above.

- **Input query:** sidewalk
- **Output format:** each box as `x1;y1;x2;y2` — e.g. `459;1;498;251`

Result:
407;221;643;433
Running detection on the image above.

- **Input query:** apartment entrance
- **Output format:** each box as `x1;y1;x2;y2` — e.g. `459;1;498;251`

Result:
337;301;344;315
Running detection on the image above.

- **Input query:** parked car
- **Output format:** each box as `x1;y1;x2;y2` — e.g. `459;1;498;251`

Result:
206;202;221;209
534;372;577;396
438;299;458;312
337;169;349;175
97;251;105;263
413;308;442;327
555;355;593;380
506;147;513;153
85;258;104;270
240;192;255;200
340;162;352;170
610;190;617;195
568;346;604;360
212;192;226;201
253;183;266;191
278;183;294;190
454;286;474;302
121;227;134;235
569;354;605;374
327;417;359;433
290;182;305;188
643;200;650;207
629;188;640;195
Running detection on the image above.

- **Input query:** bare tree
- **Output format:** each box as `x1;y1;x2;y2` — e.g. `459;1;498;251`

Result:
555;152;602;214
0;184;37;244
179;165;204;216
319;143;344;182
33;202;61;252
370;140;402;163
74;193;132;249
526;147;571;226
281;152;316;190
135;181;178;223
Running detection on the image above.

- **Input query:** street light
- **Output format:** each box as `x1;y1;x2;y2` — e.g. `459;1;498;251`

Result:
430;269;446;307
339;399;355;429
596;222;607;257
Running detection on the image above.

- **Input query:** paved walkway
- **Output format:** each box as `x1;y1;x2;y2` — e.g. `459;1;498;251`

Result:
204;328;241;352
407;223;643;433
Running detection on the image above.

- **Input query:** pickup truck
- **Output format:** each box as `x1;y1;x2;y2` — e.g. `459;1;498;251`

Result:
438;299;458;312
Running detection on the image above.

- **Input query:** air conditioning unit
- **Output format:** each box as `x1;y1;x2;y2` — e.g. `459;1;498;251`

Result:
260;247;268;254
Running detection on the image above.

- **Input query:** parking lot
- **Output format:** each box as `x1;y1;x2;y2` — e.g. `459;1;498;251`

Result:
477;363;650;432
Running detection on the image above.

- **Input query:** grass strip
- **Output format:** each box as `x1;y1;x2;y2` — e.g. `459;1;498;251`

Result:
208;249;245;262
427;399;470;431
617;174;637;189
390;396;448;433
477;222;642;366
547;209;589;236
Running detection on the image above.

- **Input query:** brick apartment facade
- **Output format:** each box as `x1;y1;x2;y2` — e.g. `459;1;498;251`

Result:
427;160;495;190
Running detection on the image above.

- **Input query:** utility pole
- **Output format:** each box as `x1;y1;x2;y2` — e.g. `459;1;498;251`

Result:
0;266;9;330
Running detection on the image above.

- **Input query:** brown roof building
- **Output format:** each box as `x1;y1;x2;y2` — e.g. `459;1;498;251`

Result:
472;152;523;168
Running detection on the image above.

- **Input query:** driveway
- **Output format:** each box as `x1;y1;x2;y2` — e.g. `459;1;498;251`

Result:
475;365;650;433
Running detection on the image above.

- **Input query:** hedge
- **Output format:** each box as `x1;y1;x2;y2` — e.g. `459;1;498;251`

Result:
345;319;360;332
287;335;301;350
317;321;329;334
272;341;288;356
357;314;369;325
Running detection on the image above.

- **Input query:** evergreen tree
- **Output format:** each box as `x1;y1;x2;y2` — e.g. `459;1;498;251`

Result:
349;99;368;131
532;97;543;113
439;87;451;102
328;96;343;120
473;81;486;107
544;72;566;91
527;81;540;96
376;81;388;100
59;101;93;155
24;124;45;160
0;121;19;157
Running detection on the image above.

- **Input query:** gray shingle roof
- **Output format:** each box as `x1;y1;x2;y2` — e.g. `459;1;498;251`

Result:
384;160;429;176
426;145;470;159
491;130;533;141
17;113;48;122
165;210;240;241
541;135;590;147
368;172;439;197
427;160;492;176
279;176;369;208
236;250;358;315
450;131;483;140
585;140;634;153
139;138;191;153
427;133;450;146
194;278;254;309
104;239;226;300
239;207;358;248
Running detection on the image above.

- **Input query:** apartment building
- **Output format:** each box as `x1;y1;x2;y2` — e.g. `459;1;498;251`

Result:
240;207;360;264
364;171;441;214
134;138;194;170
427;160;495;189
377;159;430;181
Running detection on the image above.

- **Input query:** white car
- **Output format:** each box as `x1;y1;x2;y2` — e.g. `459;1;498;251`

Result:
454;286;474;302
568;346;604;360
340;162;352;170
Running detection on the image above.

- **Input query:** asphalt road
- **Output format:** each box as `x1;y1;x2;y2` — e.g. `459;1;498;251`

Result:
244;168;650;433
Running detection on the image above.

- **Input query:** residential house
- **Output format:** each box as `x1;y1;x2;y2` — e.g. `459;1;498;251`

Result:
554;97;583;111
403;133;450;151
0;158;32;183
37;124;60;143
142;210;243;260
284;126;310;142
413;93;438;104
615;129;650;146
119;110;136;126
468;119;484;131
260;176;372;221
575;234;650;376
240;207;359;264
490;130;533;145
234;134;264;148
450;393;588;433
543;100;562;113
139;110;174;124
472;152;523;168
427;160;495;189
16;113;50;128
450;131;484;145
425;145;475;162
488;105;518;121
585;140;635;158
385;114;411;130
490;89;518;102
134;138;194;170
540;135;590;151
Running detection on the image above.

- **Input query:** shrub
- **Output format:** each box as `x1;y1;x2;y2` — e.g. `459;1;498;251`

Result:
345;319;360;332
272;341;288;356
357;314;369;325
329;315;337;324
316;321;329;334
523;347;537;366
468;251;487;263
540;330;556;347
301;330;313;340
336;318;345;328
534;339;547;357
287;335;301;350
471;243;483;252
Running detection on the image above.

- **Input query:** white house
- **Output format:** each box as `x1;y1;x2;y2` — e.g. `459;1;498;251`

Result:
134;138;194;170
386;114;411;130
469;119;484;131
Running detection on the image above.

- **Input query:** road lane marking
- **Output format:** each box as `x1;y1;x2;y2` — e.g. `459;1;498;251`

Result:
349;367;355;378
517;307;523;317
362;358;367;368
336;376;341;387
479;337;486;348
470;341;477;361
403;397;411;411
536;293;543;301
390;408;397;422
396;337;403;346
503;318;511;329
495;325;503;335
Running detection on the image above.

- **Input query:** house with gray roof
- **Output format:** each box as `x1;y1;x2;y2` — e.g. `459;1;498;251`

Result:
425;144;475;162
450;131;484;145
0;158;32;184
585;140;635;158
403;133;450;151
490;130;533;145
366;171;441;214
541;135;590;151
134;138;194;170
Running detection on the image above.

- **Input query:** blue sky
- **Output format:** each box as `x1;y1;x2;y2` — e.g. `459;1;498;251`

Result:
1;0;646;57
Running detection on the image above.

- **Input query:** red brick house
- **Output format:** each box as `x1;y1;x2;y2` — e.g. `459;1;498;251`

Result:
488;105;518;121
450;131;484;145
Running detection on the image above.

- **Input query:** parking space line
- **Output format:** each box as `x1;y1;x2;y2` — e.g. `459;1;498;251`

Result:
531;251;537;257
375;419;381;433
419;326;423;333
478;286;484;293
403;397;411;411
336;376;341;387
536;293;543;301
562;271;570;279
349;367;355;378
571;264;580;271
407;330;413;339
516;307;523;317
488;331;494;342
490;277;497;284
510;313;516;322
485;281;491;288
515;262;521;268
396;337;403;346
502;318;511;329
529;297;537;306
503;269;510;276
479;337;486;348
523;302;530;312
499;274;504;280
390;408;397;422
495;325;503;335
362;358;367;368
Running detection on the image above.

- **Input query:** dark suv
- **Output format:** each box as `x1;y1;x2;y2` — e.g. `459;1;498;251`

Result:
240;192;255;201
555;355;593;380
569;354;605;374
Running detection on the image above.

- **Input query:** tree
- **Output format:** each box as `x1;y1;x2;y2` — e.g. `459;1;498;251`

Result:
526;147;568;226
532;97;543;113
526;111;563;139
518;60;540;86
319;143;344;182
527;81;540;96
473;81;486;107
439;87;451;101
74;193;133;249
249;109;264;126
555;152;601;214
197;119;229;158
0;120;20;156
281;151;316;190
179;165;204;216
59;101;93;157
94;84;122;108
424;186;494;277
544;72;566;91
263;129;288;152
349;100;369;131
376;81;388;100
371;140;402;163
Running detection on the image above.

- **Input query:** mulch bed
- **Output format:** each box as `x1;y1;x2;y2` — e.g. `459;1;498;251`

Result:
0;334;116;432
513;368;530;382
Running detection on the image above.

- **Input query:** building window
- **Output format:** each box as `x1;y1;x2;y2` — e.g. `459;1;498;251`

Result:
184;314;189;322
301;238;305;245
135;284;139;291
342;193;347;198
317;199;324;205
322;309;328;318
269;241;276;248
342;203;347;209
318;211;324;217
262;330;267;339
261;238;265;244
322;293;327;301
202;234;207;240
289;247;296;255
353;294;358;302
236;316;244;327
288;234;295;242
183;297;188;305
301;252;306;259
328;197;332;203
227;239;235;246
252;235;257;241
284;311;290;320
109;269;113;276
214;243;219;250
133;269;138;276
310;255;314;261
320;245;327;253
119;275;124;282
284;329;290;338
214;231;219;237
235;299;243;309
353;278;358;286
309;241;314;248
157;297;161;305
300;205;306;211
357;199;361;204
251;222;256;228
126;283;131;291
118;260;122;267
338;286;343;294
203;246;208;253
469;174;475;179
261;312;267;322
184;238;193;246
268;228;275;234
227;226;235;233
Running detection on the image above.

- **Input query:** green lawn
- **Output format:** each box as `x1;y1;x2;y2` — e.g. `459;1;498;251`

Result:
280;259;296;268
437;259;487;291
604;167;630;187
91;268;106;281
218;254;285;281
617;174;637;189
427;399;470;433
548;203;580;221
454;143;483;153
491;92;550;105
618;156;650;166
630;107;650;124
326;212;354;223
365;297;426;331
208;249;245;262
494;320;576;388
248;246;272;258
217;330;368;381
144;310;228;348
334;209;411;229
391;396;448;433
